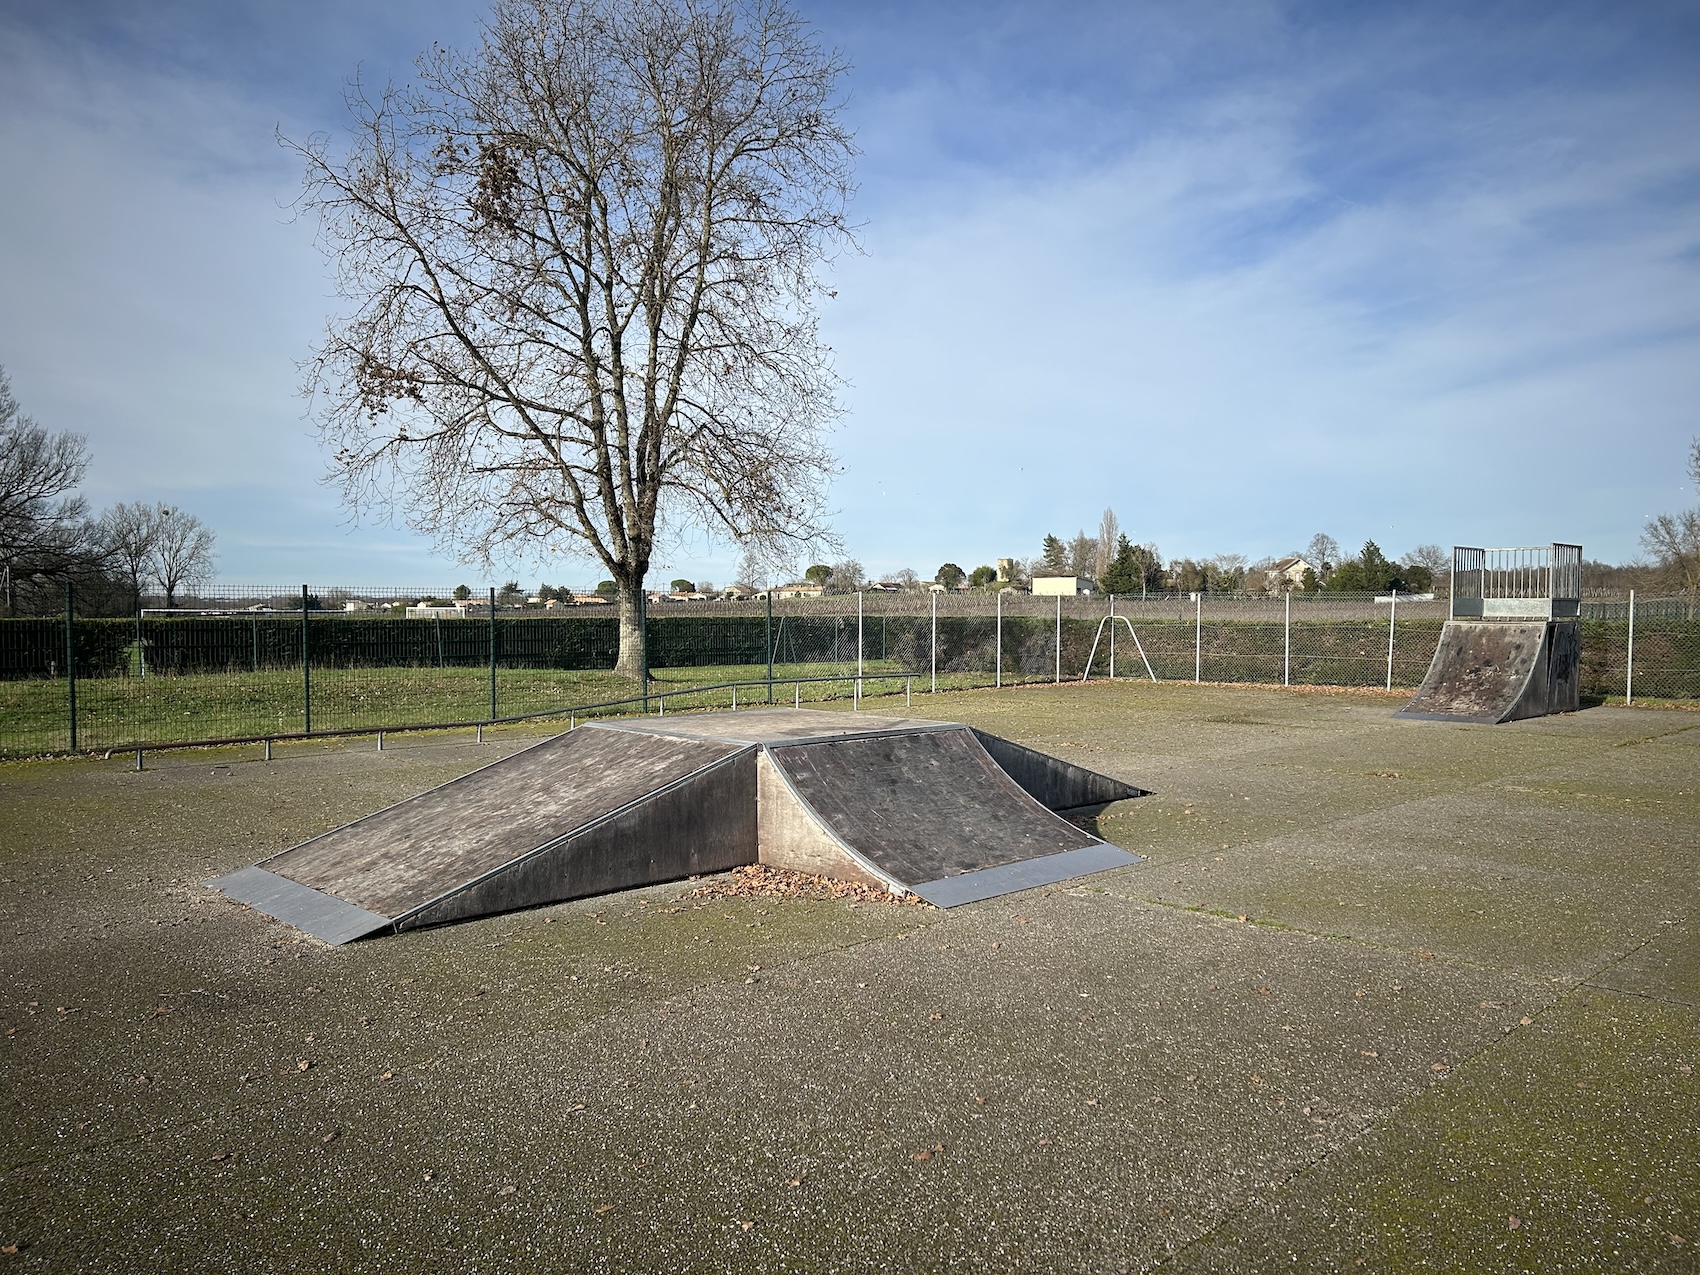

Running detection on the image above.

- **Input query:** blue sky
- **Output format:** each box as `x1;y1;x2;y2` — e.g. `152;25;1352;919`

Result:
2;0;1697;588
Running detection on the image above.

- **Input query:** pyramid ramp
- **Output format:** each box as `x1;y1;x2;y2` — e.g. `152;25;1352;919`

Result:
1395;620;1581;724
209;708;1146;941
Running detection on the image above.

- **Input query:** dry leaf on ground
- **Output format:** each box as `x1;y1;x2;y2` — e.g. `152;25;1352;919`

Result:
679;865;926;906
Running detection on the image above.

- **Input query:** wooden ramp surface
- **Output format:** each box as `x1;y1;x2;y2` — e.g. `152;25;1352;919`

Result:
1395;620;1578;724
262;728;742;918
768;727;1140;907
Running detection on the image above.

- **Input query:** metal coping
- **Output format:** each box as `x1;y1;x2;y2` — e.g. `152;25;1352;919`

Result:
206;866;393;945
909;845;1143;908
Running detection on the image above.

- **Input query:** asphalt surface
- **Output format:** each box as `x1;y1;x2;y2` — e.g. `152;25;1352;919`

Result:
2;682;1695;1273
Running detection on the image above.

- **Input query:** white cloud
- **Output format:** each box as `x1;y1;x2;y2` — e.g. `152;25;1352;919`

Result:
819;42;1700;574
2;0;1696;590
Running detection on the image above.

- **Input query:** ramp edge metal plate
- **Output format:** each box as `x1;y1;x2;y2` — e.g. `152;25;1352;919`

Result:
908;844;1142;908
1391;710;1501;724
207;866;393;945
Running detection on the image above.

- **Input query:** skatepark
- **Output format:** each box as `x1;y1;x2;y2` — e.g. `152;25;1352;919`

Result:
2;672;1695;1272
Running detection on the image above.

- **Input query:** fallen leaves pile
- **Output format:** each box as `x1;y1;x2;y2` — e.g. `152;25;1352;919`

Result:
678;865;929;907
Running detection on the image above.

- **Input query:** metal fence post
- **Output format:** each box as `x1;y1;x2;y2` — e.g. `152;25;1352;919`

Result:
1109;594;1116;679
640;587;650;713
1194;593;1202;684
301;585;312;734
995;590;1002;688
1626;589;1635;706
488;587;498;722
1055;594;1062;684
930;590;937;693
857;591;864;683
765;588;774;704
65;582;77;751
1283;590;1291;687
1385;589;1397;691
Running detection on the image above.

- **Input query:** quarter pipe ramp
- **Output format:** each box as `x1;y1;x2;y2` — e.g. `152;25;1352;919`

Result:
1395;620;1581;724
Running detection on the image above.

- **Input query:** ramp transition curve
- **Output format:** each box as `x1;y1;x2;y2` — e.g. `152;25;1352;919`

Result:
208;709;1146;942
1395;620;1580;724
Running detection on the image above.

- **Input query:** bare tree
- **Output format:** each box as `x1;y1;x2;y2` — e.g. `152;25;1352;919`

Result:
98;501;165;609
1404;543;1449;573
293;0;854;678
151;507;216;608
1306;532;1340;577
826;557;863;593
1641;436;1700;596
1644;510;1700;595
1094;509;1118;582
1208;552;1248;591
733;545;765;591
1068;531;1096;579
0;365;92;611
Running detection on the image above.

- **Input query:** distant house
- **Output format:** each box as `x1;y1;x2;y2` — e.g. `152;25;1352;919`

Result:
1271;557;1314;590
721;584;758;600
771;581;825;599
1030;576;1096;597
405;603;469;619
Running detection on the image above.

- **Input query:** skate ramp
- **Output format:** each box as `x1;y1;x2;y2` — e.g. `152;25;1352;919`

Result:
209;708;1146;942
1396;620;1580;724
763;726;1141;908
209;726;756;942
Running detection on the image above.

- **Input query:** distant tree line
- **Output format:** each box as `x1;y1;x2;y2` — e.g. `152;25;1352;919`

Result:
0;365;217;616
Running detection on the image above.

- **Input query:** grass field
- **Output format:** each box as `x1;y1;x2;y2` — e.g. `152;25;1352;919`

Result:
0;660;934;756
1;680;1695;1271
7;612;1695;758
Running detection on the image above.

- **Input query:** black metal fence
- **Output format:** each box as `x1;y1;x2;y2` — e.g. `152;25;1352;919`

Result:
2;585;1695;758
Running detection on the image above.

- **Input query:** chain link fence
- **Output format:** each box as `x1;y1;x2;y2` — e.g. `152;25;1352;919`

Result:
2;585;1695;758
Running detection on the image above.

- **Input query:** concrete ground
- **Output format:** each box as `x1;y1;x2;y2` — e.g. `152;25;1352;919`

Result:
1;682;1695;1273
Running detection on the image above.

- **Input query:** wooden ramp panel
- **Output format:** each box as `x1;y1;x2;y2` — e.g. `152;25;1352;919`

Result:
1396;621;1552;724
971;729;1145;810
399;748;757;931
258;726;745;920
768;727;1138;905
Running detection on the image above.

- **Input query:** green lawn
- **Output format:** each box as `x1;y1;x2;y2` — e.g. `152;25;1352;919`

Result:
0;660;939;757
3;655;1684;759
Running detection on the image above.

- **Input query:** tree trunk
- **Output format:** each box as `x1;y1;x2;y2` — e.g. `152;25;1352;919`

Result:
616;583;648;682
